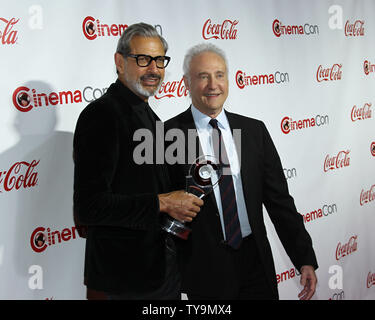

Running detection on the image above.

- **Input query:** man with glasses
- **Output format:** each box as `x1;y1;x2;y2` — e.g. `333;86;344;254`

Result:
73;23;203;299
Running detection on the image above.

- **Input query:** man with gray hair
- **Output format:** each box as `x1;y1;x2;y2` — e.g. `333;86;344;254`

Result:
73;23;203;299
166;43;318;300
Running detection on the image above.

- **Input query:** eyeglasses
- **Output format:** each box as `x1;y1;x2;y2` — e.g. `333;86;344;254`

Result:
126;54;171;69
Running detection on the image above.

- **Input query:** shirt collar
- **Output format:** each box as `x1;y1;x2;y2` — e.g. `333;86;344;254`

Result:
191;104;230;131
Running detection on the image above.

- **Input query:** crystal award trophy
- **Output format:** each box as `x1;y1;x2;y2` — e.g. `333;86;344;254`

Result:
161;155;222;240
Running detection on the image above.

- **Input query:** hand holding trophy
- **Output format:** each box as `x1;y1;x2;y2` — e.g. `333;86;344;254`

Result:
161;155;222;239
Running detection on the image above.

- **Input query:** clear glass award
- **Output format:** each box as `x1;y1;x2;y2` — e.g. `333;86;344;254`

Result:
161;155;222;240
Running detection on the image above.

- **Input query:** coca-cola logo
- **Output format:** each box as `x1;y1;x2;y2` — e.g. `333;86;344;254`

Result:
345;20;365;37
154;77;188;99
364;60;375;75
0;17;19;45
82;16;128;40
316;64;342;82
324;150;350;172
336;235;358;261
367;272;375;288
281;114;329;134
371;142;375;157
272;19;319;37
351;103;372;121
236;69;289;89
30;225;80;253
360;184;375;206
202;19;238;40
0;160;39;193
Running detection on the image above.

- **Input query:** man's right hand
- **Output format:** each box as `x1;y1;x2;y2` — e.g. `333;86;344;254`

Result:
158;190;204;223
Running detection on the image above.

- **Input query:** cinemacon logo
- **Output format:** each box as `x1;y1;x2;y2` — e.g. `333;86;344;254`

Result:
12;85;108;112
0;17;19;45
0;160;39;193
154;77;188;99
324;150;350;172
316;64;342;82
364;60;375;75
30;226;80;253
371;142;375;157
82;16;128;40
202;19;238;40
360;184;375;206
236;70;289;89
281;114;329;134
301;203;338;224
336;235;358;261
272;19;319;37
276;267;300;284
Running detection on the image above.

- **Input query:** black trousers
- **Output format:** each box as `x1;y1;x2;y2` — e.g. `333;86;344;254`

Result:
107;235;181;300
188;235;277;300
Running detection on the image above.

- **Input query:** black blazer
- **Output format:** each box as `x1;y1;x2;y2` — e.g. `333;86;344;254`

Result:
165;107;318;299
73;80;170;293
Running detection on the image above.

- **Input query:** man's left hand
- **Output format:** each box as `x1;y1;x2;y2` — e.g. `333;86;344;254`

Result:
298;265;317;300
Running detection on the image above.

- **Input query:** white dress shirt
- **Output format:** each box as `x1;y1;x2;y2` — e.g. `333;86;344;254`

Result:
191;105;252;239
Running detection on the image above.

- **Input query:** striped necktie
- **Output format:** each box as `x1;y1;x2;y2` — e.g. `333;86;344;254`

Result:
209;118;242;249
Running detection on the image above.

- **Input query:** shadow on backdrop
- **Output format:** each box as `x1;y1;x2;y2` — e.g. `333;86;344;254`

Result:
0;81;85;299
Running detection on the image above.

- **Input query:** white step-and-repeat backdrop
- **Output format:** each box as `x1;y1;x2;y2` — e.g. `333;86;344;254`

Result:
0;0;374;300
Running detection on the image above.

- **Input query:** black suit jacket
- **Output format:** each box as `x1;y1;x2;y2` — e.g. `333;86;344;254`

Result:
165;107;318;299
73;80;170;294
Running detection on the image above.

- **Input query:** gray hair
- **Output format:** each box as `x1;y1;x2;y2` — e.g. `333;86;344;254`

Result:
116;22;168;56
183;43;228;84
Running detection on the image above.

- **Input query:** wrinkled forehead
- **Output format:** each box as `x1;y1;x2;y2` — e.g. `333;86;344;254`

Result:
129;36;165;55
190;51;228;74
